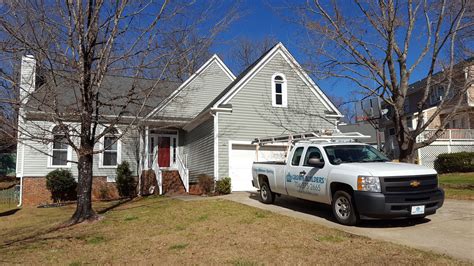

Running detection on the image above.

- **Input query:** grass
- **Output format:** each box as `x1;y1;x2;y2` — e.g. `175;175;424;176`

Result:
439;172;474;200
0;196;466;265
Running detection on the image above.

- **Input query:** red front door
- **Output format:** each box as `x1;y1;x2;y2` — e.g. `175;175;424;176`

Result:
158;137;170;167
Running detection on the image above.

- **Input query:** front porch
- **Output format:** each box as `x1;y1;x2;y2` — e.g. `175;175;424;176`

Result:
139;127;189;195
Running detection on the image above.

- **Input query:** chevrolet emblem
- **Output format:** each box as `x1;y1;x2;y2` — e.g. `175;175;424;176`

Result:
410;180;421;187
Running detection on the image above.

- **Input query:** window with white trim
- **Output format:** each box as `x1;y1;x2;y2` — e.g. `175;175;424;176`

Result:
272;74;287;107
102;128;119;166
51;126;70;166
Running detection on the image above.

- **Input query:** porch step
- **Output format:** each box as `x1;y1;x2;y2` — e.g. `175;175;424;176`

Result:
162;170;187;196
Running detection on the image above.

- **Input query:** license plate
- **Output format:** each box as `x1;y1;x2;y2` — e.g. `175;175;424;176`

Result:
411;205;425;215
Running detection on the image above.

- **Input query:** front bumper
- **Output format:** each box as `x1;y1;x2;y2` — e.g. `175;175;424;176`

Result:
353;188;444;219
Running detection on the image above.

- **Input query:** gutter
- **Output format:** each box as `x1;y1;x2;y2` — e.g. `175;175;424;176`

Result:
183;106;233;132
325;114;344;118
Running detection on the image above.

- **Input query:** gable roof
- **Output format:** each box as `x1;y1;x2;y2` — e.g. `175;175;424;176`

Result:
145;54;235;120
201;42;342;117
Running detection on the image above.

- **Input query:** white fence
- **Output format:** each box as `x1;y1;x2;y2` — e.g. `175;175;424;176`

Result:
417;129;474;169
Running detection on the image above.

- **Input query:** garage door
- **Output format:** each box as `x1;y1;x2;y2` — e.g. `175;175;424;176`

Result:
229;144;287;191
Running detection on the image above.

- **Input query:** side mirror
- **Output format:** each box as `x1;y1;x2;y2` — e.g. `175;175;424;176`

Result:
308;158;325;168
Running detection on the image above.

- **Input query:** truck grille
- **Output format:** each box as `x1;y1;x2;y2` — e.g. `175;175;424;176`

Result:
380;174;438;194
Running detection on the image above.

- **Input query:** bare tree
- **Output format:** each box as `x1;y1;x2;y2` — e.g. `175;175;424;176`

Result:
229;36;277;73
0;0;238;224
289;0;472;162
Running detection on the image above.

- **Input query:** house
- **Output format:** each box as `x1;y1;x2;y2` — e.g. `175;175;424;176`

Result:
16;43;342;205
381;58;474;158
338;122;384;148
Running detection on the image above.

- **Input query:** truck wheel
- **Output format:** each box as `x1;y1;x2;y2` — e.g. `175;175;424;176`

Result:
259;182;275;204
332;191;359;226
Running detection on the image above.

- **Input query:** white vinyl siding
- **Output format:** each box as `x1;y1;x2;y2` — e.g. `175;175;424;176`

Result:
19;120;139;178
217;53;334;178
183;118;214;183
156;61;233;119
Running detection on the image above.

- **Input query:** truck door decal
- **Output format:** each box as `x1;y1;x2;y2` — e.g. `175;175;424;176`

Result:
286;173;325;193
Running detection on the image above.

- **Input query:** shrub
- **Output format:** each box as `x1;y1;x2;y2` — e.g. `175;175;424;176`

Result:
215;177;231;195
45;169;77;202
198;174;214;195
116;161;136;198
434;152;474;173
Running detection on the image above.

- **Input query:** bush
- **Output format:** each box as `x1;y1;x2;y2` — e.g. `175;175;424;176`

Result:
45;169;77;202
434;152;474;174
116;161;136;198
215;177;231;195
198;174;214;195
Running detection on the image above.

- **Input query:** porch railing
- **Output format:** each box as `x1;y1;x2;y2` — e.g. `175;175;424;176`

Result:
151;149;162;195
419;129;474;141
176;153;189;192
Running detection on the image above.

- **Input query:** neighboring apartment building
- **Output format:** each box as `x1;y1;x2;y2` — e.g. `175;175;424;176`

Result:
16;43;342;205
383;58;474;157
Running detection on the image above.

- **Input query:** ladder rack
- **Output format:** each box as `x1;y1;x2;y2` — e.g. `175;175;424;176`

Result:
251;131;371;146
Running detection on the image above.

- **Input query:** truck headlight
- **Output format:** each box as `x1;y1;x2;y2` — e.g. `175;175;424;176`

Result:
357;176;381;192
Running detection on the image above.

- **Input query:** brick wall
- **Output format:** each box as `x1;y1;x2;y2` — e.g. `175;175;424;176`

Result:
22;176;121;206
22;177;51;205
189;183;205;195
161;170;186;195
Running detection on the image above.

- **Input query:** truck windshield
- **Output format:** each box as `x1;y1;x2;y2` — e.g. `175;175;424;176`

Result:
324;145;389;164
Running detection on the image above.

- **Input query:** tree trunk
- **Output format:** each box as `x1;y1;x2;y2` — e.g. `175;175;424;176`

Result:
398;141;417;164
70;146;97;224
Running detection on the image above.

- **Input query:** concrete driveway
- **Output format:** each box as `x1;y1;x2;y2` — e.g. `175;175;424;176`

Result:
221;192;474;262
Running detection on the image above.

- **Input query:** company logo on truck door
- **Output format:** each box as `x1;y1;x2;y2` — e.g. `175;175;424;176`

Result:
286;174;325;184
286;173;325;193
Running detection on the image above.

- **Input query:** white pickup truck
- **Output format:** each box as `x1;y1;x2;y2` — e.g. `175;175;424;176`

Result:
252;142;444;225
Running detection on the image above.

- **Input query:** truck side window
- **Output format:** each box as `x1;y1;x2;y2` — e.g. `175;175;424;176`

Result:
303;147;324;166
291;147;304;166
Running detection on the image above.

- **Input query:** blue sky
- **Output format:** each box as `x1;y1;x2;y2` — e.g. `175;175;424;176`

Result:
209;0;375;99
205;0;466;101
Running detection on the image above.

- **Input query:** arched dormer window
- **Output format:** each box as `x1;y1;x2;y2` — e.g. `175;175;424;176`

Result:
100;127;121;168
49;125;71;167
272;73;287;107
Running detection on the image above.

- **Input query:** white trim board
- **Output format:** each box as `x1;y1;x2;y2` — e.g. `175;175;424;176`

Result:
213;112;219;180
213;43;342;117
145;54;236;120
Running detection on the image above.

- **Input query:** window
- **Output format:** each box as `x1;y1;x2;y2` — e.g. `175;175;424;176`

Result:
407;116;413;129
272;74;287;107
389;128;395;135
303;147;324;166
291;147;304;166
429;86;445;105
51;126;70;166
102;128;120;167
323;145;389;164
403;98;410;113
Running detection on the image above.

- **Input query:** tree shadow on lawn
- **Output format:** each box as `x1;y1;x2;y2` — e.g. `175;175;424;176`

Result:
1;197;143;248
0;208;20;217
247;192;430;228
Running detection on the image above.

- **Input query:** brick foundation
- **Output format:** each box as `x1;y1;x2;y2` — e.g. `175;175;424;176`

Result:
161;170;186;195
22;177;51;205
21;176;121;206
189;183;205;195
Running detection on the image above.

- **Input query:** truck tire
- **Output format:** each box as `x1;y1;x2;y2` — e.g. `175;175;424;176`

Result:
259;182;275;204
332;191;359;226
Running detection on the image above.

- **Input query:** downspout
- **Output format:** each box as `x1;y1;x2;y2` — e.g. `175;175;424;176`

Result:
17;142;25;207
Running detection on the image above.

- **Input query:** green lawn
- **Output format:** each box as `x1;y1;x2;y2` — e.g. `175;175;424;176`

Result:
439;172;474;200
0;197;464;265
